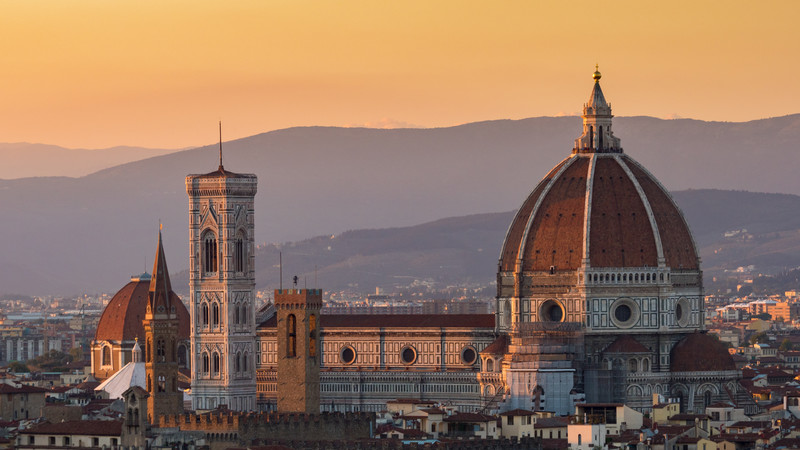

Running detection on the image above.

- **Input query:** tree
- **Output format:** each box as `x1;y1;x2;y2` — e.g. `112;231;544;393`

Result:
780;338;794;351
7;361;30;373
750;332;769;346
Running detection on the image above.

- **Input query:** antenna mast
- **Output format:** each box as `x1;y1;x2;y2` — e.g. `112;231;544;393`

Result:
218;121;224;169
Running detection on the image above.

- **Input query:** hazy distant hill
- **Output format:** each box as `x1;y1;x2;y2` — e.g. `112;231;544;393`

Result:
0;143;177;179
172;189;800;295
2;114;800;295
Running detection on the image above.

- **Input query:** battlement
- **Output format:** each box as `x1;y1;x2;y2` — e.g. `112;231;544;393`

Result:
159;411;374;442
275;289;323;307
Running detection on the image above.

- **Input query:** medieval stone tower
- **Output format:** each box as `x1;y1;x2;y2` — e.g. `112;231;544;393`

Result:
275;289;321;414
187;161;257;411
143;231;184;422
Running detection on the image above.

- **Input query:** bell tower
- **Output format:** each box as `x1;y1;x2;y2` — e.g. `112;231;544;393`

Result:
143;230;183;423
275;289;321;414
186;159;257;411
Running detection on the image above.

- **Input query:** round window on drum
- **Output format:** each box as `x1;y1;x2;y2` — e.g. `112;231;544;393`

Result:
339;345;356;365
539;300;565;322
610;298;640;329
400;345;417;365
461;346;477;365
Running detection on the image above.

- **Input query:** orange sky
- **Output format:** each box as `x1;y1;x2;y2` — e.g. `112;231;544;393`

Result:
0;0;796;149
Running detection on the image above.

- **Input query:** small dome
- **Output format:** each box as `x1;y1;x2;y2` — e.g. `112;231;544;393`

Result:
670;333;735;372
94;279;190;342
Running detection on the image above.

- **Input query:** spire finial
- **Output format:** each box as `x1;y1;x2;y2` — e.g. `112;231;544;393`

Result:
218;121;224;170
592;64;601;82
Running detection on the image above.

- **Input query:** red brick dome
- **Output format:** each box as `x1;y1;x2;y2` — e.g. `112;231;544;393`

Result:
670;332;735;372
94;275;190;342
499;152;698;272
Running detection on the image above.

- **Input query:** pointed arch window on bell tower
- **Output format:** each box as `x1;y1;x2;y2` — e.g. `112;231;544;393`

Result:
203;231;218;274
234;232;245;273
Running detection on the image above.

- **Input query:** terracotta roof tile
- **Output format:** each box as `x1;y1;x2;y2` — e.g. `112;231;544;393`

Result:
24;420;122;436
0;384;48;394
481;335;508;355
603;336;650;354
260;314;494;329
670;332;736;372
95;280;189;342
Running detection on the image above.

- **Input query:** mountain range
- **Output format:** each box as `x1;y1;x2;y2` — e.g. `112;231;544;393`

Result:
2;114;800;295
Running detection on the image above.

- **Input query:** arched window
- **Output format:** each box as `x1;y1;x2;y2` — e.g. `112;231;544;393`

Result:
642;358;650;372
203;231;218;273
202;303;209;326
241;303;247;326
309;314;317;358
157;375;165;392
704;390;712;407
146;339;152;363
234;232;245;273
287;314;297;357
212;352;220;376
628;358;638;373
202;353;210;374
243;352;248;373
235;352;241;372
102;346;111;366
487;358;494;372
234;304;240;324
157;339;165;362
212;303;220;326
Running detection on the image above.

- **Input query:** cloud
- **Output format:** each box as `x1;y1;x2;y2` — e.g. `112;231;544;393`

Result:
345;118;424;129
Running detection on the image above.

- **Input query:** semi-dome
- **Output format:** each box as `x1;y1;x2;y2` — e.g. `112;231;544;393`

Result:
499;72;698;273
94;273;190;342
670;332;735;372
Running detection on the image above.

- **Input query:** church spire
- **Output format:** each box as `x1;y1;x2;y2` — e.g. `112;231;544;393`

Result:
573;65;621;154
148;227;173;315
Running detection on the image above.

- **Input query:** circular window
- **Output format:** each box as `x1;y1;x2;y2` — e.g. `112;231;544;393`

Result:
615;305;632;322
400;346;417;365
675;297;691;327
539;300;565;322
339;345;356;365
461;346;477;365
610;298;639;329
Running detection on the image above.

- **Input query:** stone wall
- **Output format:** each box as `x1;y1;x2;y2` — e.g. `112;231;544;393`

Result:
159;411;374;444
247;437;542;449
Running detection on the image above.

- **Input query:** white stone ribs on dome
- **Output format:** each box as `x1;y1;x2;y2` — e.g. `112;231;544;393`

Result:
497;155;572;267
581;154;597;268
624;157;702;265
614;154;665;267
516;154;578;272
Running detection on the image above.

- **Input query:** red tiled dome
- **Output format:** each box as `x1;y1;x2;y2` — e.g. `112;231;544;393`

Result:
94;278;190;342
499;153;698;272
670;332;735;372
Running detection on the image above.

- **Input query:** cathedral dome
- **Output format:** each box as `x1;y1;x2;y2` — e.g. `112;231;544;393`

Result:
94;274;190;342
670;332;735;372
499;74;698;273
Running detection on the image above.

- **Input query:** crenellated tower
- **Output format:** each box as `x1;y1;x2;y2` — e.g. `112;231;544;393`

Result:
187;159;257;411
275;289;321;414
143;230;184;423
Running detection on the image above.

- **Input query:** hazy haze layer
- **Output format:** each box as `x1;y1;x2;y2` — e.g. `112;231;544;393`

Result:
1;115;799;295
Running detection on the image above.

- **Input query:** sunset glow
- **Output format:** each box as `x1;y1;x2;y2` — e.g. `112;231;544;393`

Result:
0;0;796;148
